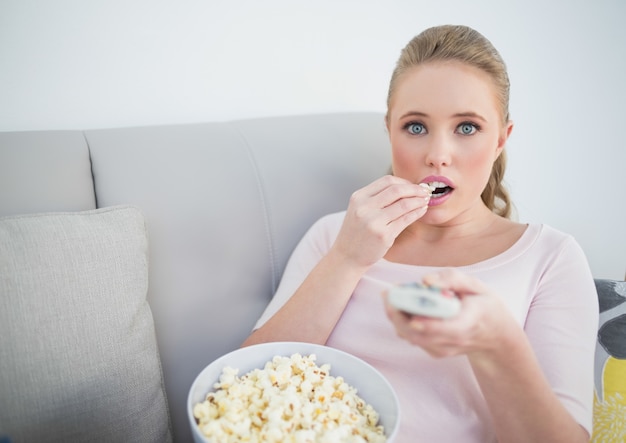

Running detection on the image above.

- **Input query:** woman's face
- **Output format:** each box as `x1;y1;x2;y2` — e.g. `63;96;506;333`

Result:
386;61;512;225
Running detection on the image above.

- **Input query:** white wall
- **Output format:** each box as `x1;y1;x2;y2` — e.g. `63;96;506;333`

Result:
1;0;624;279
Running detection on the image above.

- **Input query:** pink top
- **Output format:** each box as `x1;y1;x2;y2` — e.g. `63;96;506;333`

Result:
254;211;598;442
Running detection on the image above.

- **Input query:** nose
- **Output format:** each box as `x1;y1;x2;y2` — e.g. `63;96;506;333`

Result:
424;134;452;167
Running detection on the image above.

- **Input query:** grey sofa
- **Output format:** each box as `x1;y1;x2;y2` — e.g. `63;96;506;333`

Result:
0;113;623;442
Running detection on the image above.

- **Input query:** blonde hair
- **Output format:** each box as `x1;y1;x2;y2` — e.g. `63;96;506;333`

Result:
386;25;513;219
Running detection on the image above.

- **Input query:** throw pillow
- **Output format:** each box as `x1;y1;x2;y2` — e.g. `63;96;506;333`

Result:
0;206;172;442
592;278;626;442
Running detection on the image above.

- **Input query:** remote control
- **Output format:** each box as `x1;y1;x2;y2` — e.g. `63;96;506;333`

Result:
388;282;461;319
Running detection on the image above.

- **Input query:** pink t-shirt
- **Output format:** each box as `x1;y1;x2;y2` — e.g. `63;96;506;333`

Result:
254;211;598;442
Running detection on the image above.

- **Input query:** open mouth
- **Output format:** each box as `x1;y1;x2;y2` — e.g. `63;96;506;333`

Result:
428;181;453;198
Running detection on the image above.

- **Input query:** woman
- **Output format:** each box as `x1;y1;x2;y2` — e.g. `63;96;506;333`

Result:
242;25;597;443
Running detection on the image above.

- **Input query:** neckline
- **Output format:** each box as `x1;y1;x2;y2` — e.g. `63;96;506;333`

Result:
379;223;542;272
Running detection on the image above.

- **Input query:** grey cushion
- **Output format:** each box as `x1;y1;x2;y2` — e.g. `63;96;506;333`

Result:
0;206;172;443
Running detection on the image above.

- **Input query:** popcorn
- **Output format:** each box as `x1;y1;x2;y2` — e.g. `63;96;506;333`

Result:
193;353;387;443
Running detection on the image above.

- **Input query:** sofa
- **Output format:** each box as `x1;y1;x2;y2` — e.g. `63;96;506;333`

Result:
0;112;623;442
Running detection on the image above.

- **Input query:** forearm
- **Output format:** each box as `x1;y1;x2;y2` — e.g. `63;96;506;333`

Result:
469;326;589;443
241;248;367;347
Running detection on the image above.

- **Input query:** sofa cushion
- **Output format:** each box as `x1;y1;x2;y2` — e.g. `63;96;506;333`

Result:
0;206;172;442
592;278;626;442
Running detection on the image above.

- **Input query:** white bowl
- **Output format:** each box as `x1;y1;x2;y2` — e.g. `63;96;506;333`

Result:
187;341;400;442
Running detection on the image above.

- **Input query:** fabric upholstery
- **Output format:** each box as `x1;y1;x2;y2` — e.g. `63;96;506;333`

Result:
592;278;626;442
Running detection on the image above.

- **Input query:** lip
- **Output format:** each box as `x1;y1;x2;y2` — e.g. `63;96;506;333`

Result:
420;175;455;206
420;175;455;188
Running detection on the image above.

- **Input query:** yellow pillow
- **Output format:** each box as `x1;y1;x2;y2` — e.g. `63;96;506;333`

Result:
592;279;626;442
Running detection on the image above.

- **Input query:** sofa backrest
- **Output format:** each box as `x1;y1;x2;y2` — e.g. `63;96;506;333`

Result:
0;130;96;214
0;112;391;441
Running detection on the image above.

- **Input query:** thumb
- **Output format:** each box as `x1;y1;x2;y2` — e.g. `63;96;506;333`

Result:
422;268;487;298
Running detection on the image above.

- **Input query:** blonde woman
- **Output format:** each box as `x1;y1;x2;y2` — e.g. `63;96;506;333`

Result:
243;25;597;443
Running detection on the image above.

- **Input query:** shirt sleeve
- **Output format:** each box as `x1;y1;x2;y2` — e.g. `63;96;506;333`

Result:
523;230;599;435
252;212;344;330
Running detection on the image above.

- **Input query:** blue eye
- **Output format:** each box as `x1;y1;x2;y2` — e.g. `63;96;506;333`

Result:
457;123;478;135
405;122;426;135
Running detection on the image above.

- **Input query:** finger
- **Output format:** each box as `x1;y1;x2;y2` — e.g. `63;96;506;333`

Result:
384;297;421;336
351;175;430;208
387;305;468;356
402;322;460;356
352;175;416;202
386;196;429;222
383;190;430;219
374;182;431;210
422;268;488;297
375;182;431;231
348;177;430;232
408;316;465;340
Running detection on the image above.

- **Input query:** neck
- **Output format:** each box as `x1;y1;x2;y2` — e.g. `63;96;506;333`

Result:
402;204;499;243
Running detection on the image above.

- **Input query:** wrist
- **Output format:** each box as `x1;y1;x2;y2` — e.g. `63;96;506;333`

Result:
468;319;527;373
326;244;374;275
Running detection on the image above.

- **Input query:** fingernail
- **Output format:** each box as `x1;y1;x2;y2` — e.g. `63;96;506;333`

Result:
419;183;435;200
418;182;432;193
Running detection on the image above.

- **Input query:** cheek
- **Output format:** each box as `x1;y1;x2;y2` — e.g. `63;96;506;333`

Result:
463;142;500;185
390;138;417;175
391;149;412;172
467;149;495;169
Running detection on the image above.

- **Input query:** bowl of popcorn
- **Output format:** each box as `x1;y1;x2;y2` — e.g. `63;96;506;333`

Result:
187;341;400;443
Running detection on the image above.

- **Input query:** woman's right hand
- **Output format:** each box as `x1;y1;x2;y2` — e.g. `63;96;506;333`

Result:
330;175;431;268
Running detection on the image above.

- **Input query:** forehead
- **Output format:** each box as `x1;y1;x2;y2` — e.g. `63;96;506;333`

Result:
390;61;501;121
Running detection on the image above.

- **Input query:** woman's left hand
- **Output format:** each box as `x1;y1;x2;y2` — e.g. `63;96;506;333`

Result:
384;268;515;359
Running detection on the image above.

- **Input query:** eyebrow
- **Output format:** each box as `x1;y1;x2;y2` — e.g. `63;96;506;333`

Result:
399;111;488;123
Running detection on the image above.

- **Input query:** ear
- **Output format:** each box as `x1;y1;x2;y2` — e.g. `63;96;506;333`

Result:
496;120;514;157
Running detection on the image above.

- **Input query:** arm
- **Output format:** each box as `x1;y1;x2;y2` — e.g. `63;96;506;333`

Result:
385;256;597;443
470;326;590;443
242;246;367;345
242;175;432;347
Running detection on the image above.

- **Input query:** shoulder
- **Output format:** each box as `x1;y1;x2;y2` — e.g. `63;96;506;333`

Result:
497;223;591;280
296;211;346;256
531;223;584;256
528;223;594;288
315;210;346;226
307;211;346;239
